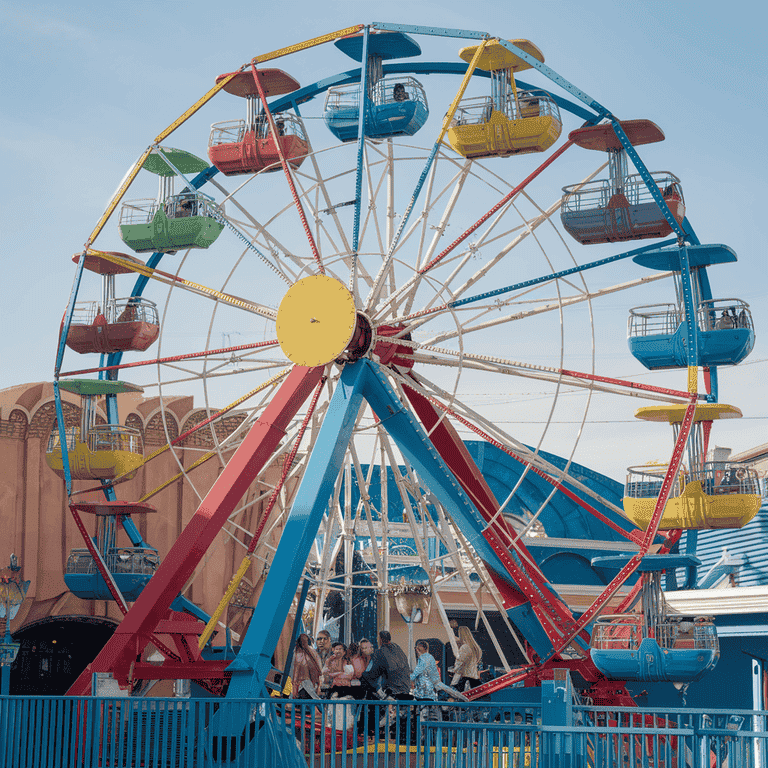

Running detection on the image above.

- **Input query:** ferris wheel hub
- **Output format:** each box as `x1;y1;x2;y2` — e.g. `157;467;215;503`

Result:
276;275;357;366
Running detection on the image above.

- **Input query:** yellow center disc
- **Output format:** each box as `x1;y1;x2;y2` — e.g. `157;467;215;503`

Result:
276;275;357;366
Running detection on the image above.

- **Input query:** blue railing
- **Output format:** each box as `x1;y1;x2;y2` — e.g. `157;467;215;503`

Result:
0;695;765;767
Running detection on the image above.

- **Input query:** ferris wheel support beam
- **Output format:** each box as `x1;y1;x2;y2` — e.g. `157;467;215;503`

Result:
65;364;324;696
401;378;589;656
229;358;574;697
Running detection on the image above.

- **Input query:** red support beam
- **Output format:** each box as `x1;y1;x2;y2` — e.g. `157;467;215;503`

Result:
66;364;324;695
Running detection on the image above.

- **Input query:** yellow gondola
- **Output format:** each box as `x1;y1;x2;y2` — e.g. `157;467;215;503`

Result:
623;404;761;530
445;39;562;159
46;379;144;482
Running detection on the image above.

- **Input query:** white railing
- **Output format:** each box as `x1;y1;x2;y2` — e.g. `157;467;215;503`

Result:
625;462;760;498
698;298;753;332
70;297;159;325
562;171;684;213
591;615;717;652
66;547;160;576
325;75;428;111
87;425;143;455
209;113;307;146
627;303;682;338
449;88;560;127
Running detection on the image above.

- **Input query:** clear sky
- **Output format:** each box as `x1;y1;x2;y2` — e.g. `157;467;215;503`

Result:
2;0;766;481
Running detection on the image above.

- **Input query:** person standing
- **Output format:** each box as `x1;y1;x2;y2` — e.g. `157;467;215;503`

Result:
362;630;412;699
410;640;439;699
315;630;332;697
450;626;482;691
291;633;322;698
323;642;355;697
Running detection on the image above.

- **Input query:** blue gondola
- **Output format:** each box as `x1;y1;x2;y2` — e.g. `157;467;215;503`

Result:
590;555;719;682
65;501;160;601
324;31;428;142
628;244;755;369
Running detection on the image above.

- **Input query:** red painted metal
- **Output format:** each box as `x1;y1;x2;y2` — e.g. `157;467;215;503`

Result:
66;364;324;695
245;376;326;556
547;397;698;656
401;379;584;648
65;316;160;355
69;504;129;615
250;63;325;275
558;368;699;402
569;120;665;152
70;500;157;516
61;339;279;381
130;661;232;680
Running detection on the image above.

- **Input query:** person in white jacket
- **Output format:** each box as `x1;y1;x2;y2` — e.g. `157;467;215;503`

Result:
450;626;482;691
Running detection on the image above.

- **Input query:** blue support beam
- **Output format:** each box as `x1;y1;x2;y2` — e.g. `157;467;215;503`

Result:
226;359;558;699
351;26;370;274
225;360;369;698
269;63;597;122
450;237;680;309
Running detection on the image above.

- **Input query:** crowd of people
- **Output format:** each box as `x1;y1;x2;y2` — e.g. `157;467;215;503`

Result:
290;623;483;705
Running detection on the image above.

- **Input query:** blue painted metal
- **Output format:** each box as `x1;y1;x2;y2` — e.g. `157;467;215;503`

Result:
633;243;737;272
225;359;370;698
610;120;688;241
52;381;74;496
336;29;421;60
629;319;755;370
592;635;719;683
450;237;679;309
2;694;766;767
228;360;566;698
324;88;428;142
273;63;597;122
351;25;369;264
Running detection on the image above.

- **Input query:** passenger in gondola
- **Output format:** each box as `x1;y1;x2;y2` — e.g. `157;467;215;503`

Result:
715;309;736;330
178;195;196;217
393;83;409;102
737;308;749;328
275;118;285;136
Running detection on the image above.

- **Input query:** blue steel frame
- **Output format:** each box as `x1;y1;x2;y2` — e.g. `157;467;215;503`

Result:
226;358;560;699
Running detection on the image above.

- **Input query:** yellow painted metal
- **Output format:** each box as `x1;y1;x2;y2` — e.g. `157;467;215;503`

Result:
154;71;242;144
87;149;152;246
634;403;742;423
253;25;365;64
436;38;490;148
624;481;761;531
85;28;363;246
688;365;698;393
84;249;276;320
276;275;356;366
46;443;143;482
198;555;252;649
458;39;545;72
446;110;561;159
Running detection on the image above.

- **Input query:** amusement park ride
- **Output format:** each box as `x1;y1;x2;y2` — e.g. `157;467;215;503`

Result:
48;21;758;719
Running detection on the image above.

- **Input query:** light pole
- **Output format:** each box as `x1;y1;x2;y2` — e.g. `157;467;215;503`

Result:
0;554;30;696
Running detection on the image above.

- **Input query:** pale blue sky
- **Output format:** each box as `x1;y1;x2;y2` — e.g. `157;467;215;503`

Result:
2;0;766;480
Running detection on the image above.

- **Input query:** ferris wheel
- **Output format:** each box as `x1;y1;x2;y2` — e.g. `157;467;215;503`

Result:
51;23;758;705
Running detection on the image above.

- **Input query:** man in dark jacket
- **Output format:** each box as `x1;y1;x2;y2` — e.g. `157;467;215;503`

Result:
362;630;413;699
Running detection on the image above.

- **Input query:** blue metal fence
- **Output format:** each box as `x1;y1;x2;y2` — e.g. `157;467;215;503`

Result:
0;695;765;767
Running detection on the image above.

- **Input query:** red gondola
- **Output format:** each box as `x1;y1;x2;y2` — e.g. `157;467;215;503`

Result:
208;69;308;176
65;251;159;355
